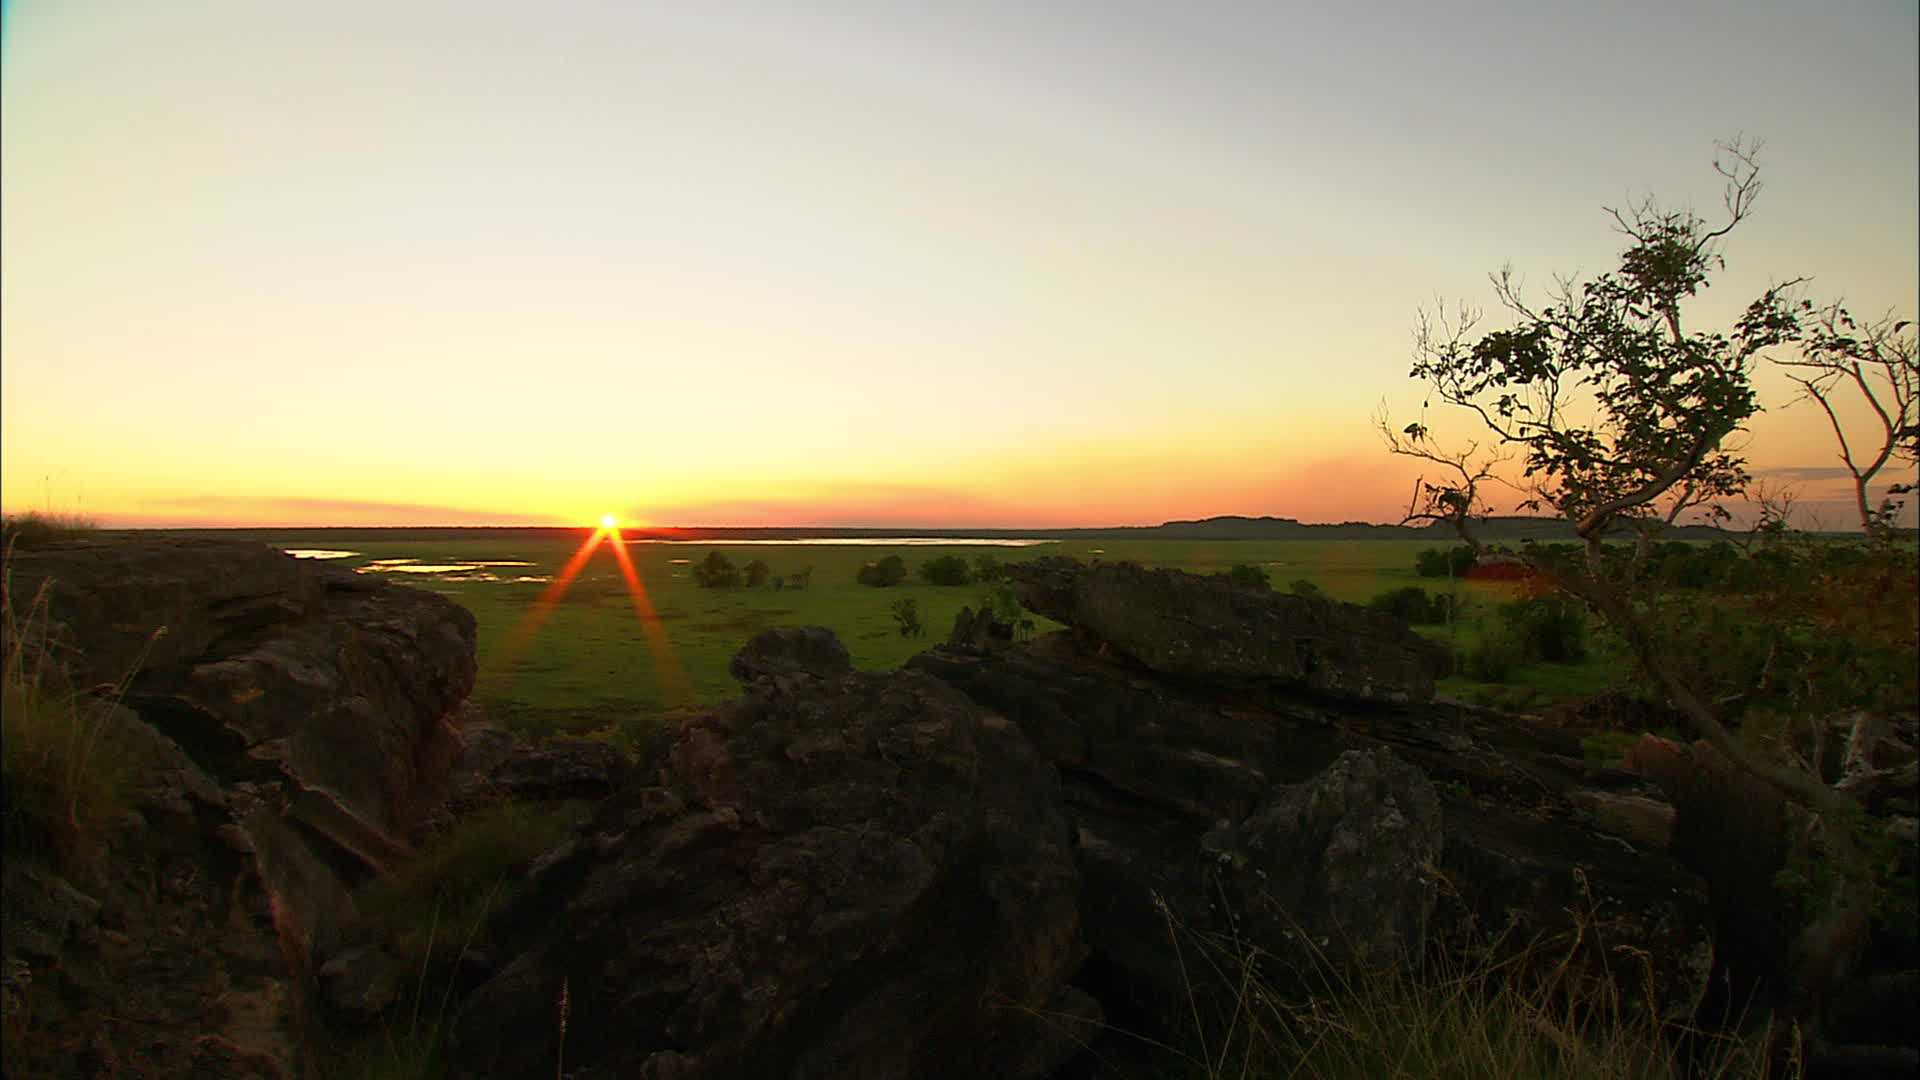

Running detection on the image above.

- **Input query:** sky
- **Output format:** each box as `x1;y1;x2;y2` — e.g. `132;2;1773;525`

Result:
3;1;1916;529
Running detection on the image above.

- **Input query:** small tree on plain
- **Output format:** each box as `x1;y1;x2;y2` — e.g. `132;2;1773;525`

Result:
692;551;741;589
889;598;923;638
744;559;772;588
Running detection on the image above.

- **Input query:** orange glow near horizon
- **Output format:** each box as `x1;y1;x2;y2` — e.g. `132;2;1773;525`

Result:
484;524;691;707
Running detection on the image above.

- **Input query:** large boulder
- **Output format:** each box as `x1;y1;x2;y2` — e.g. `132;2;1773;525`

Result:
448;630;1084;1080
1005;557;1450;703
2;538;478;1076
7;539;476;873
726;625;853;684
910;618;1713;1039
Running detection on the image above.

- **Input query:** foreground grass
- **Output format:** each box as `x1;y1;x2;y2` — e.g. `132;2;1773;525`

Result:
0;560;137;864
325;800;589;1080
356;800;589;962
0;510;98;549
1106;904;1792;1080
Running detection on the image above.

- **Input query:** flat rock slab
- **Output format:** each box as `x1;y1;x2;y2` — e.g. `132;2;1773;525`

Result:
1006;557;1450;704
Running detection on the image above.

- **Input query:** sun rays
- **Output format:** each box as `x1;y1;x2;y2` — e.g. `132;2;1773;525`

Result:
485;519;691;707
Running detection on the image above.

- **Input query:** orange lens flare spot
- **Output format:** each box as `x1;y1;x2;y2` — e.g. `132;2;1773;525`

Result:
487;522;691;707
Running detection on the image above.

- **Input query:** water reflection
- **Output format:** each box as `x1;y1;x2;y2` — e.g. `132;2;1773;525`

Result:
283;549;359;560
355;563;485;574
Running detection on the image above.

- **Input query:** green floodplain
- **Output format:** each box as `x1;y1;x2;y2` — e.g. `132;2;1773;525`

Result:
240;533;1614;745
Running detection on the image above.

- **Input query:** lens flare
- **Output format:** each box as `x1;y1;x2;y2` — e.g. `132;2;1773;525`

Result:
484;522;690;706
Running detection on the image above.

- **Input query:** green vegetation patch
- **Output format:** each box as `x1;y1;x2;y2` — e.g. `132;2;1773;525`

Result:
248;536;1629;745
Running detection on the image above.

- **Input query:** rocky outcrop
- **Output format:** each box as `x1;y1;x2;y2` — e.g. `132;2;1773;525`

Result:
1005;557;1450;703
7;544;1733;1078
2;538;477;1078
447;628;1085;1080
909;566;1713;1036
726;624;853;685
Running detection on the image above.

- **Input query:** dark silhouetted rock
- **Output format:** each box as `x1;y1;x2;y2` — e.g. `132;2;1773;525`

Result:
1005;557;1449;703
489;736;632;802
726;624;853;684
910;625;1712;1036
1208;748;1443;969
449;636;1082;1080
1;538;477;1078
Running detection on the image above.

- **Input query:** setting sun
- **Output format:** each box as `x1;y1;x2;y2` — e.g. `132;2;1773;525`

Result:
600;514;617;530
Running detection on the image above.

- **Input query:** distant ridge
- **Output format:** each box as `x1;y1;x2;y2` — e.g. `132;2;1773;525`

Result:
140;514;1745;542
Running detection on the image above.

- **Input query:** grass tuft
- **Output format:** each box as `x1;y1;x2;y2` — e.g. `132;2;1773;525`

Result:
1104;895;1794;1080
356;800;586;961
0;511;98;550
1;559;138;864
329;801;585;1079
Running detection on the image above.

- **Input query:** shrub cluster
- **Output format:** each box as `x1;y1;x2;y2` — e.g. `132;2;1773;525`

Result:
692;551;742;588
1225;564;1271;590
689;553;810;590
1413;545;1477;578
889;598;923;637
1366;586;1457;625
1460;593;1589;683
918;555;973;586
856;555;908;587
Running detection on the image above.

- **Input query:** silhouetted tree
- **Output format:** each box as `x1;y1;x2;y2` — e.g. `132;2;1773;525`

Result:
1380;139;1895;1051
744;559;771;588
1776;302;1918;537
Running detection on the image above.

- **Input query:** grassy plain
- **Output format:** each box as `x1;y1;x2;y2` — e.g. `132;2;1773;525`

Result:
250;534;1613;741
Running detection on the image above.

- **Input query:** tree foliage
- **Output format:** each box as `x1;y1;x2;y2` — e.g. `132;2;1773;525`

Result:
1226;563;1270;590
919;555;973;587
1413;546;1477;578
889;598;923;638
1381;140;1914;1047
1390;138;1801;545
692;551;741;589
856;555;907;588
